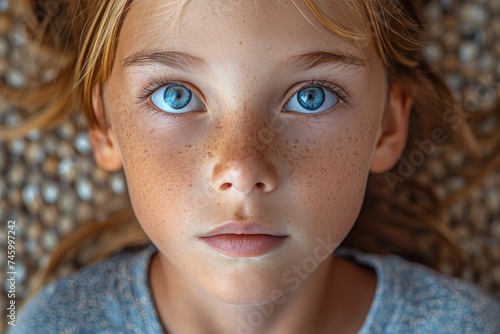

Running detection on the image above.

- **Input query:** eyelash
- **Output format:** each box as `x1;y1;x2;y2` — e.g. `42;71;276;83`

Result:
136;78;185;100
284;79;349;120
136;78;350;121
136;78;203;122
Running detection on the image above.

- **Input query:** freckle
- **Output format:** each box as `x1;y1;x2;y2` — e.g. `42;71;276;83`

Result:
294;139;299;144
239;40;243;45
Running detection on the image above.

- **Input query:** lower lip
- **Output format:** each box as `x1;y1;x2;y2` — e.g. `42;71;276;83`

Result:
200;234;287;257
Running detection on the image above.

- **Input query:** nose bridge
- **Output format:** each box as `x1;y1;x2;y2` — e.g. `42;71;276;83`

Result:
210;105;278;195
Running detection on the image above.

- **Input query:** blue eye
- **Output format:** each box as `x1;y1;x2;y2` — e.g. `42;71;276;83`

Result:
285;86;339;114
151;84;204;113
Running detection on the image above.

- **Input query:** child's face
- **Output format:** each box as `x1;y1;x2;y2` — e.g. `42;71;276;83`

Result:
93;0;410;303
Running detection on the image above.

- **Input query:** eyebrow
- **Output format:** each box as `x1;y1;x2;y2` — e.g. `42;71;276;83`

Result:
122;50;366;73
122;51;207;73
288;51;367;71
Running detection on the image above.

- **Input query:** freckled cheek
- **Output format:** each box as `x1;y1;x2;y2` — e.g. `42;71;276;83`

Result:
281;119;376;241
109;109;208;231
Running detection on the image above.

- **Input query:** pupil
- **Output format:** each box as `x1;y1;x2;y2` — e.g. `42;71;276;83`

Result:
164;86;192;109
298;87;325;110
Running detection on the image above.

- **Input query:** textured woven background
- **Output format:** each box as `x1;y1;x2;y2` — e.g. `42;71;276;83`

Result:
0;0;499;331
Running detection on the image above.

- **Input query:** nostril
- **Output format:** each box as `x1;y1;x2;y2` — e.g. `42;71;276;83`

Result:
219;182;266;192
212;161;278;194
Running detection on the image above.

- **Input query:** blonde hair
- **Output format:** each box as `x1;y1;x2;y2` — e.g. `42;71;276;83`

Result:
3;0;498;299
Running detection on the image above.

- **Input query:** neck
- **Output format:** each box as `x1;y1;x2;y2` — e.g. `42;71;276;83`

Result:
149;251;375;334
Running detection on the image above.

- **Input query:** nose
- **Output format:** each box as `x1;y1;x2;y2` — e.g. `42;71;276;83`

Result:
211;146;278;195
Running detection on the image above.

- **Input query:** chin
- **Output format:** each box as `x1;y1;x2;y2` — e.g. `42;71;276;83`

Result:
197;260;293;305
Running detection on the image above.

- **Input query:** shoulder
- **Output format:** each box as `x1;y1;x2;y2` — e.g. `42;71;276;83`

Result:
9;246;162;334
337;249;500;334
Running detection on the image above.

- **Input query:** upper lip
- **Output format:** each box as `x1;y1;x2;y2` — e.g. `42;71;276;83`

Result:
199;220;287;237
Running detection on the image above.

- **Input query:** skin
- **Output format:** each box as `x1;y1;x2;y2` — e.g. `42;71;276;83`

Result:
90;0;413;333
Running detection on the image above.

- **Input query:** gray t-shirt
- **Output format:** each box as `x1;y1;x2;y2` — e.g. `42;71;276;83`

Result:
9;245;500;333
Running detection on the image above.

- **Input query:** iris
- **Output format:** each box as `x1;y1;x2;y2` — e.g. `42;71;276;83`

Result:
297;87;325;111
164;85;192;110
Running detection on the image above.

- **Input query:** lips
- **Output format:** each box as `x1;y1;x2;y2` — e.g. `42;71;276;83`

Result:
201;221;287;237
199;221;288;257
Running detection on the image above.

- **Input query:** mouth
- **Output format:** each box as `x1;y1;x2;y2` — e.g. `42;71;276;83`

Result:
199;221;288;258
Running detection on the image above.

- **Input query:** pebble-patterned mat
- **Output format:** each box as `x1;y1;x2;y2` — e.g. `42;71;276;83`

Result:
0;0;499;331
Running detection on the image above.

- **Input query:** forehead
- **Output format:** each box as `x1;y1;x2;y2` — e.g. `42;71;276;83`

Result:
118;0;371;62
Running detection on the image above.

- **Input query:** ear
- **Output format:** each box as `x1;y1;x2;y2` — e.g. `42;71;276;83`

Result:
370;82;413;174
89;85;123;172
